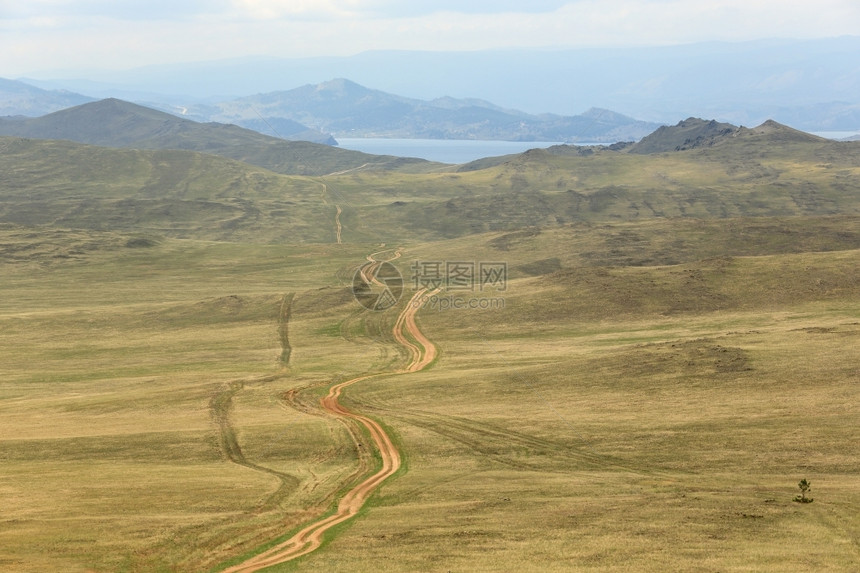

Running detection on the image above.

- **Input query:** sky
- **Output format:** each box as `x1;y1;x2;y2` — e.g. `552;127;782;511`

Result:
1;0;859;77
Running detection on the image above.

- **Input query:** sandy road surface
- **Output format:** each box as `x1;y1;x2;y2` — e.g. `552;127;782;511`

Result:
359;248;401;288
223;288;440;572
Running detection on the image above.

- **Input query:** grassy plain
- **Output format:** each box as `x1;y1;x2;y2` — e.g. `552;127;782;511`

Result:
0;231;373;571
1;129;859;571
2;217;858;571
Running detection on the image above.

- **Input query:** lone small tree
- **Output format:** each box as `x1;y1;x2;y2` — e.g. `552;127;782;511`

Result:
794;478;813;503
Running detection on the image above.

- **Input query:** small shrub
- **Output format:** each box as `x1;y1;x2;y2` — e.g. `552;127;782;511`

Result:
125;237;158;248
793;478;814;503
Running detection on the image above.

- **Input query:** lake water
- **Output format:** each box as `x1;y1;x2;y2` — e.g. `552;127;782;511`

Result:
337;132;860;164
336;138;580;164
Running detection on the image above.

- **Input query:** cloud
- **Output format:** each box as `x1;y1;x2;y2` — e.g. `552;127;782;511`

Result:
2;0;859;76
0;0;226;22
224;0;573;20
227;0;365;21
362;0;574;17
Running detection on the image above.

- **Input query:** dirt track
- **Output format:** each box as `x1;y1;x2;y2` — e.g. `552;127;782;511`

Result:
316;180;342;244
334;205;343;244
223;287;440;572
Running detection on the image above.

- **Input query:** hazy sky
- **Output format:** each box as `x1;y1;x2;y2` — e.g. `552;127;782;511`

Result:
2;0;859;76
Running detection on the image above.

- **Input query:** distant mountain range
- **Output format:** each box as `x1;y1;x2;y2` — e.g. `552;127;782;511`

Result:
0;78;335;145
173;78;661;142
2;76;662;144
0;98;431;175
17;38;860;131
0;95;837;176
0;78;94;116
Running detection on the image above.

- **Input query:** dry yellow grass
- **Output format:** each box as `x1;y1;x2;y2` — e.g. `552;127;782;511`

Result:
1;222;858;572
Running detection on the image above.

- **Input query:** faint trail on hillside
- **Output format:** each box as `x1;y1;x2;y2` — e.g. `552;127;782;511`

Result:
222;287;440;572
208;295;298;511
470;334;676;479
248;111;345;244
278;293;295;366
325;162;373;176
316;180;344;244
210;379;300;511
334;204;343;244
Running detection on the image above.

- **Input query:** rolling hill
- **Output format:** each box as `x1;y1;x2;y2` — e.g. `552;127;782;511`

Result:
1;77;335;144
2;117;858;245
0;137;339;242
0;98;437;175
628;117;826;154
225;115;336;145
321;119;860;241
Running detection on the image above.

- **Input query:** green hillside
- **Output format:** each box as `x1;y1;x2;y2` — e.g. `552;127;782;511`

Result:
0;137;337;242
3;119;860;245
323;124;860;241
629;117;827;154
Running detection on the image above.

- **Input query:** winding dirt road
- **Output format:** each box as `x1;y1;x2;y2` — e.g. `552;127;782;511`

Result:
223;288;440;572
